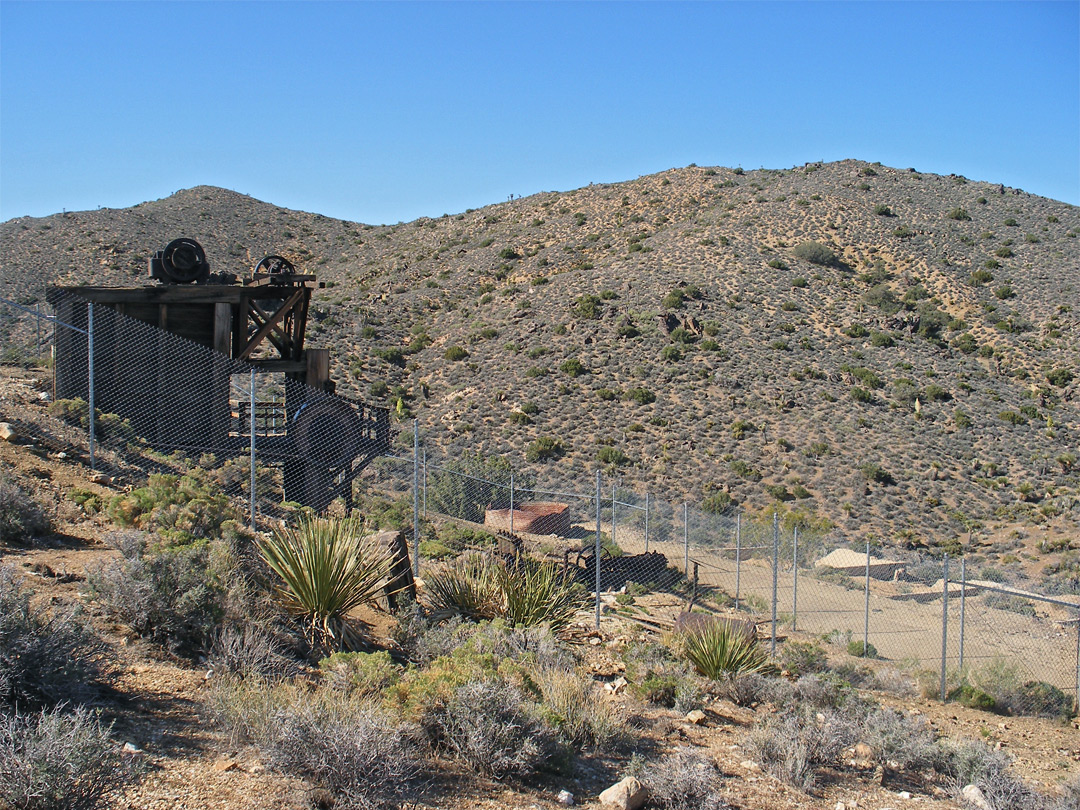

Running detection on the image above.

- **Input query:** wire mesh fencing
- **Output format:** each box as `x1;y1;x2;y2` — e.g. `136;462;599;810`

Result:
2;291;1078;718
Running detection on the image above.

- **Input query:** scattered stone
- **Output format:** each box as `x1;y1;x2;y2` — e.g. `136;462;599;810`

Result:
91;473;112;485
852;742;873;762
212;758;238;773
248;762;266;775
55;451;67;460
740;760;761;772
0;423;17;442
556;789;575;805
897;791;911;799
961;784;992;810
605;676;628;694
123;742;144;754
598;777;648;810
685;709;707;725
589;637;602;646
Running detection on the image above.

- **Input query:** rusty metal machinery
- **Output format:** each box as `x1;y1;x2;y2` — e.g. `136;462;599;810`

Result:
148;237;211;284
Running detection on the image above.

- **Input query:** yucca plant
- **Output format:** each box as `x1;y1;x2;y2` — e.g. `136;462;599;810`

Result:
425;554;502;623
255;514;393;653
680;619;770;681
426;555;585;634
499;560;586;634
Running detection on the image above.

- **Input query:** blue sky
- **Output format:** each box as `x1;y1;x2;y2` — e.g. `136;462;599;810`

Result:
2;1;1077;224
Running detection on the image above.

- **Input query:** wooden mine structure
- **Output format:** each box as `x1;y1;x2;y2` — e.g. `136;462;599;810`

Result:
46;239;392;511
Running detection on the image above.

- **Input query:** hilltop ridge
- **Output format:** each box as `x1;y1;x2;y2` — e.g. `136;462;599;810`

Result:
2;159;1078;558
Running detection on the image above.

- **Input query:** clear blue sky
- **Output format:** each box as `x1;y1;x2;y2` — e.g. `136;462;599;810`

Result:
2;1;1077;225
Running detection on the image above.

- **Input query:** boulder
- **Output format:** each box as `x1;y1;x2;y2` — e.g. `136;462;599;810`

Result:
598;777;648;810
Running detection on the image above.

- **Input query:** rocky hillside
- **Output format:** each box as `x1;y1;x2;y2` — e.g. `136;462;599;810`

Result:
2;160;1078;552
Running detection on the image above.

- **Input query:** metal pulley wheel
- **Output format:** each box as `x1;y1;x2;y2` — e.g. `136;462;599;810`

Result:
253;255;295;276
290;397;364;468
158;238;210;283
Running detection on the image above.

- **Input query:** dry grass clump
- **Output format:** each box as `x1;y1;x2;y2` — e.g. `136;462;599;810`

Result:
0;475;49;544
645;748;727;810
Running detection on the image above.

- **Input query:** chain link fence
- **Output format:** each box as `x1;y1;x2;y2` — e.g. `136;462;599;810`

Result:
2;293;1078;718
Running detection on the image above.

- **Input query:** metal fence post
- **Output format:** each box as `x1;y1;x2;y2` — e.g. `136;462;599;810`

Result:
87;303;95;472
683;502;689;577
771;512;778;655
792;526;799;632
422;448;427;519
735;512;741;611
249;368;256;529
594;471;602;630
611;484;616;551
509;473;515;536
412;420;420;576
863;541;870;657
959;557;966;671
644;492;650;553
940;554;950;702
1074;606;1079;716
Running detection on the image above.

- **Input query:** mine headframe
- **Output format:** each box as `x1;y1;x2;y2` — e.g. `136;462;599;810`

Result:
47;237;392;512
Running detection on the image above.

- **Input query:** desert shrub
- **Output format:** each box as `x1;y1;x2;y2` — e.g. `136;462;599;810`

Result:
0;476;49;544
793;241;838;266
624;387;656;405
946;207;971;221
597;446;627;466
255;514;394;653
746;706;858;790
860;708;944;770
847;640;878;658
872;204;892;216
573;294;602;319
537;668;624;749
526;436;565;462
701;491;737;515
86;532;227;655
778;641;828;676
943;739;1049;810
646;748;726;810
559;358;587;378
443;345;468;361
679;618;769;682
429;679;558;779
0;706;139;810
1047;368;1073;387
209;624;304;683
106;471;237;545
851;386;873;403
259;694;423;810
0;566;105;709
47;398;136;447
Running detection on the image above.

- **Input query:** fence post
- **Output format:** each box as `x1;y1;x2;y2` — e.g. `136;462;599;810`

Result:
87;303;95;472
1074;606;1079;716
863;541;870;657
683;502;689;577
594;471;602;630
35;304;41;355
792;526;799;632
771;512;778;655
735;512;741;611
249;368;256;530
509;473;515;536
422;448;427;520
644;492;650;553
959;557;966;671
940;554;950;702
412;420;420;576
611;484;616;551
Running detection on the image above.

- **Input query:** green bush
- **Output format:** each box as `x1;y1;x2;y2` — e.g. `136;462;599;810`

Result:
660;345;682;362
428;452;521;521
597;446;627;466
846;640;877;659
444;345;469;361
572;294;602;319
255;514;394;653
946;207;971;221
319;650;402;697
623;387;655;405
793;241;838;266
872;204;892;216
526;436;565;462
106;471;237;545
559;358;587;378
779;641;828;676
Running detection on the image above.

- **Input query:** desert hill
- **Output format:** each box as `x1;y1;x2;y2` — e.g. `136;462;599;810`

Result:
2;159;1078;557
